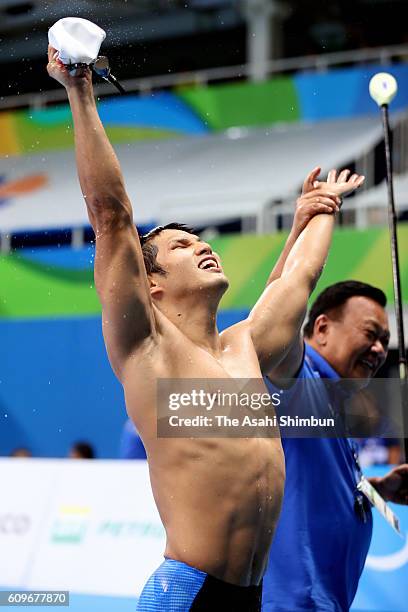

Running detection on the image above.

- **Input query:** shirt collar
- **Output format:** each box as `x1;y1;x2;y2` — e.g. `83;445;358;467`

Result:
305;343;340;381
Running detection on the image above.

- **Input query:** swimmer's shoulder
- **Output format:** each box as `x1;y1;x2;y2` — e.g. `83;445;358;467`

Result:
220;320;252;349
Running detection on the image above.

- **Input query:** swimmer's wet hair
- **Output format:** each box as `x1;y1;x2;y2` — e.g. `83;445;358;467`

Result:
303;281;387;338
140;222;195;276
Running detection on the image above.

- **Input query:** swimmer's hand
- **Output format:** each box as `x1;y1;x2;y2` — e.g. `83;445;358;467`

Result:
291;166;341;235
309;168;365;198
291;166;365;234
47;45;92;90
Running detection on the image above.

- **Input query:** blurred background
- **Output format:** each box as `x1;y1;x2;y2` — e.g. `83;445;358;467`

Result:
1;0;408;610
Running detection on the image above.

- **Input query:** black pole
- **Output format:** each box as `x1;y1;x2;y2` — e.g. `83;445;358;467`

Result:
381;104;408;461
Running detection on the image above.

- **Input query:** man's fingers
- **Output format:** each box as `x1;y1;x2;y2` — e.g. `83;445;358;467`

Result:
315;204;338;213
326;169;337;183
338;169;350;183
306;201;338;215
312;196;339;208
302;166;321;193
309;167;321;183
351;175;365;188
48;45;57;62
351;174;365;185
313;204;336;214
394;464;408;476
298;196;339;214
302;187;340;202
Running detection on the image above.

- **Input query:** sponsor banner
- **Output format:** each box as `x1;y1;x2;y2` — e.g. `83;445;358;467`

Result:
28;461;164;597
0;459;164;597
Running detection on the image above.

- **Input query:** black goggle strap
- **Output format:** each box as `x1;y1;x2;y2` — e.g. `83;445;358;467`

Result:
65;57;125;95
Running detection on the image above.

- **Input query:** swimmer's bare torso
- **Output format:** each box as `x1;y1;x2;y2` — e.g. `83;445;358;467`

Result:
46;46;337;588
124;310;284;586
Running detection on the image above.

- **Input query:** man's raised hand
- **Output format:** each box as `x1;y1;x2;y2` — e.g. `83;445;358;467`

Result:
371;464;408;505
291;166;341;236
291;166;365;234
47;45;92;90
312;168;365;198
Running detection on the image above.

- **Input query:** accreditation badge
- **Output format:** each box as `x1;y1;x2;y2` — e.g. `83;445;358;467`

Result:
357;475;403;537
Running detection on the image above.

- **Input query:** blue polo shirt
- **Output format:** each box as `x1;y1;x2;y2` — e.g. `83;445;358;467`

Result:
263;344;373;612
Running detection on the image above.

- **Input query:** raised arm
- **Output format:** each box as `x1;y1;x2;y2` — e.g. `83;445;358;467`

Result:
249;168;365;374
267;167;339;286
47;47;157;380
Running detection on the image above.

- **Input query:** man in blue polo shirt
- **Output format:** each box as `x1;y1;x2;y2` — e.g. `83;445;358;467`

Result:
262;280;408;611
259;167;408;611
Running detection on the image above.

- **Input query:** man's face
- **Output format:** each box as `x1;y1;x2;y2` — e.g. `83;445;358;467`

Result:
315;296;390;380
150;229;229;300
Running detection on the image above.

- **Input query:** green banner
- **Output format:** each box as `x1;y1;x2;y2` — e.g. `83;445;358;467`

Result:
1;225;407;319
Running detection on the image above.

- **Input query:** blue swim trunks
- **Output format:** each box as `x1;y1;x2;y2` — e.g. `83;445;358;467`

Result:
137;559;262;611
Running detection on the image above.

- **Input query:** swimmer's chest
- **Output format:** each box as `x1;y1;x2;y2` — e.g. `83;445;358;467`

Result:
163;322;262;379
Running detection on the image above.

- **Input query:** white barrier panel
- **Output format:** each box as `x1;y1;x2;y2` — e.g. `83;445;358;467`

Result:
0;459;165;597
0;460;60;587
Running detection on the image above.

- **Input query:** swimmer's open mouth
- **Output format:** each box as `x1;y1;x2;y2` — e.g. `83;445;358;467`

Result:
198;256;221;272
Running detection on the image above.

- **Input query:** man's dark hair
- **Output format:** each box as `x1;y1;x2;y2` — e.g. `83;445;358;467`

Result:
71;442;95;459
303;281;387;338
140;223;195;276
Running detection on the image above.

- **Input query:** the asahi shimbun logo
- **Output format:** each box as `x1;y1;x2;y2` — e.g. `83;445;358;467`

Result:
50;506;90;544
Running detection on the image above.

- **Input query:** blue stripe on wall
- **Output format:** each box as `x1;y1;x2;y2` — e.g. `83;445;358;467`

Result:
19;246;96;270
0;317;126;458
0;310;249;458
295;63;408;121
98;93;209;134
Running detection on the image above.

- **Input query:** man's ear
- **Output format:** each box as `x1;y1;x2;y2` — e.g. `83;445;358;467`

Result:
149;276;163;300
313;314;330;346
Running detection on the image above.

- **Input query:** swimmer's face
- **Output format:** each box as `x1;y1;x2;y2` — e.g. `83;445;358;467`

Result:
149;229;229;300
